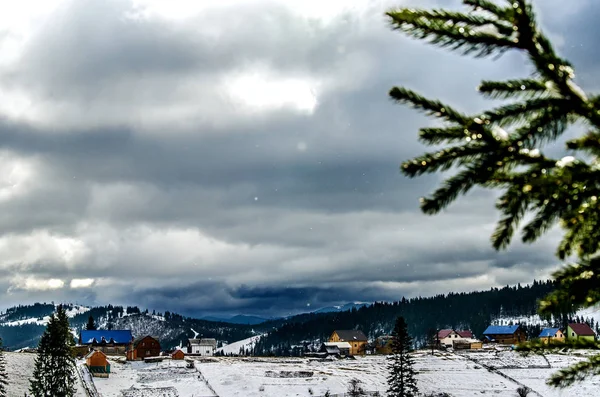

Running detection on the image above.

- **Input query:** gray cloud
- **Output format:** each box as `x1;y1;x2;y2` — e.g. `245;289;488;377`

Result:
0;0;591;317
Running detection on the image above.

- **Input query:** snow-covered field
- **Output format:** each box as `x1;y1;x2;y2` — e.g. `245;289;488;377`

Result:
93;359;215;397
5;352;87;396
6;349;600;396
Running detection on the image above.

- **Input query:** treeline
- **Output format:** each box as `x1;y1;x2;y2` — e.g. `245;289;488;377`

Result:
1;303;55;323
252;280;566;356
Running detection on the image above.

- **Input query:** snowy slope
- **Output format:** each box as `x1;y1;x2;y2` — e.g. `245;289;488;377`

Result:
4;352;87;396
217;334;263;355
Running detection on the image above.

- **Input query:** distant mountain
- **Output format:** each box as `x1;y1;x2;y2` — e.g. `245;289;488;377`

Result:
202;314;272;325
313;302;369;314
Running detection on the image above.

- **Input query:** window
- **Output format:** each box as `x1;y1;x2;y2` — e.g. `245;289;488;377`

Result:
142;342;145;347
146;350;150;355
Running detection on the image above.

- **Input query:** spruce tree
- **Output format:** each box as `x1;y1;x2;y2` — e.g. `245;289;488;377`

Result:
29;305;77;397
0;338;8;397
387;317;418;397
386;0;600;387
86;315;97;331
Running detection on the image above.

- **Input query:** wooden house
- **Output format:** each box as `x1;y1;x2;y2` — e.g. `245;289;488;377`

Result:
79;330;133;355
482;325;526;345
187;338;217;356
171;349;185;360
567;323;596;342
86;350;110;377
319;342;351;357
126;335;161;361
329;330;368;356
538;328;565;344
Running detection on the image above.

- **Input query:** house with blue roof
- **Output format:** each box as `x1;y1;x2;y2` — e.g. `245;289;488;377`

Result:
538;328;565;344
79;330;133;355
482;324;526;345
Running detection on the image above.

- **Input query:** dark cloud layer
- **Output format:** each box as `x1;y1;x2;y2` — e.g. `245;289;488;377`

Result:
0;0;591;316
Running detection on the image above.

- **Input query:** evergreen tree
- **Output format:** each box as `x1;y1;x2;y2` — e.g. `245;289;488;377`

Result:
386;0;600;387
0;338;8;397
85;315;97;331
387;317;419;397
29;305;77;397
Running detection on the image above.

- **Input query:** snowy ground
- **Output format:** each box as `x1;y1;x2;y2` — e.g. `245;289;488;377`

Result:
93;359;215;397
5;352;87;396
7;349;600;396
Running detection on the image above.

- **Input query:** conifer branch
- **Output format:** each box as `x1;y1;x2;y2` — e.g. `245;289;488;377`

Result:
389;87;468;124
386;8;517;58
547;354;600;388
477;79;549;100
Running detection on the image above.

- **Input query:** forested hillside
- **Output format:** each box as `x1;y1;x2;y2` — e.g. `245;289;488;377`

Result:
253;280;573;355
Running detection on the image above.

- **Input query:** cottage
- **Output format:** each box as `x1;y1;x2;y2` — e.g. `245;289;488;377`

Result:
86;350;110;377
187;338;217;356
539;328;565;344
482;325;526;345
329;330;368;356
319;342;351;356
171;349;185;360
437;329;474;347
567;323;596;342
79;330;133;355
126;335;161;361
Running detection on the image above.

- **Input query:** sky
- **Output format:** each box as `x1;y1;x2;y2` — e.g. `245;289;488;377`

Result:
0;0;597;318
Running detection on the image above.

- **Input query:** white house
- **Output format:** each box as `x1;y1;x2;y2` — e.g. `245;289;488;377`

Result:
437;329;474;347
187;338;217;356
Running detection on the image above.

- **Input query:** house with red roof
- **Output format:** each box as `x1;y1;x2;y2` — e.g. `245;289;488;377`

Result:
437;329;476;347
567;323;596;342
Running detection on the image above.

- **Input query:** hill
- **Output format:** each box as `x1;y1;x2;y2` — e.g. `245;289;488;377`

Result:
0;304;257;350
1;280;589;354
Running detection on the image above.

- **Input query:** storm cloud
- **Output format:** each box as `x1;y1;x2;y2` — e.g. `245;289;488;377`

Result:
0;0;593;316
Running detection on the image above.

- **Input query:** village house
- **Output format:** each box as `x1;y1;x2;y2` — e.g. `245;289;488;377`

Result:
187;338;217;356
319;342;351;357
126;335;161;361
85;349;110;378
482;325;527;345
171;348;185;360
567;323;596;342
79;330;133;355
329;330;368;356
538;328;565;344
436;329;474;347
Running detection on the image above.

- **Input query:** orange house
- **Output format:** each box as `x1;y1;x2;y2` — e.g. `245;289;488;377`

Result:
86;350;110;377
329;330;368;356
171;349;185;360
127;336;161;361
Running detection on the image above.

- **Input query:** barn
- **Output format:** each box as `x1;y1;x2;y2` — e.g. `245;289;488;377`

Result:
126;335;161;361
171;349;185;360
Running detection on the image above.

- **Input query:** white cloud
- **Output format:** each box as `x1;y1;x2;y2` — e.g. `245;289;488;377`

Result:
9;277;65;291
70;278;95;288
224;67;319;114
